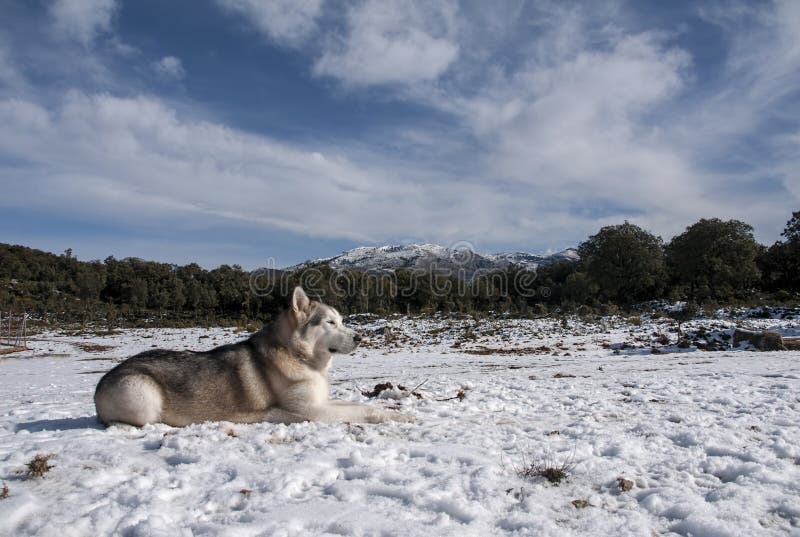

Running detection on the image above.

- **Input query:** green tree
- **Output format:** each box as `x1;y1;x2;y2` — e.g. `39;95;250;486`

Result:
758;211;800;294
782;210;800;243
666;218;760;302
562;271;598;305
578;222;666;305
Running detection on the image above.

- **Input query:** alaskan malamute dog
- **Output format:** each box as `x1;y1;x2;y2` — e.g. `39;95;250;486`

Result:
95;287;414;426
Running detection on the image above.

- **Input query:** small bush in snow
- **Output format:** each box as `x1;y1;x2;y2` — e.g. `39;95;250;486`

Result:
626;315;643;326
655;333;670;345
515;452;574;486
26;454;54;478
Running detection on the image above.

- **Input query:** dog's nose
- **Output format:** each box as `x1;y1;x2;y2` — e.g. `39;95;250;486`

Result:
353;333;362;342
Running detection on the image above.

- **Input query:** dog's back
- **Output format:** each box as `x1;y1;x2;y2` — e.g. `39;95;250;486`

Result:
94;340;273;427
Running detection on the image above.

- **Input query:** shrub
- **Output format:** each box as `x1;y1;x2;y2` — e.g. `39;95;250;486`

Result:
626;315;643;326
26;454;54;478
598;303;619;316
531;303;548;317
514;452;574;486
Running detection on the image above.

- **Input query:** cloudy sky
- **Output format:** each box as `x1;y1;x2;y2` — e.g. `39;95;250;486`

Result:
1;0;798;268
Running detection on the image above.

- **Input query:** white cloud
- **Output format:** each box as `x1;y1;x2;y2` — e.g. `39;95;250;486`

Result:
3;0;800;257
49;0;117;46
489;34;694;200
313;0;459;87
390;1;799;243
216;0;323;47
153;56;186;80
0;92;533;244
631;0;800;239
690;1;800;157
0;45;25;94
400;13;717;239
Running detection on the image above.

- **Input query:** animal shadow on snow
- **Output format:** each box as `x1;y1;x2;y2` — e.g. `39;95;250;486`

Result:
15;416;103;433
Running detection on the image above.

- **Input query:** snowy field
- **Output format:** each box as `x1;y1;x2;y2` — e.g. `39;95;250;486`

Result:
1;314;799;536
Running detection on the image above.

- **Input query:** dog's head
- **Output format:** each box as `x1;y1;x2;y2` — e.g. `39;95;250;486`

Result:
289;286;361;356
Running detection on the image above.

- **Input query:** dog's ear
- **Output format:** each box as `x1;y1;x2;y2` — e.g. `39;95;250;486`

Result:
291;286;311;314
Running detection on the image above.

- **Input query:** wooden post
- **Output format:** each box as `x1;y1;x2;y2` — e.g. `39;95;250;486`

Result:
19;313;26;348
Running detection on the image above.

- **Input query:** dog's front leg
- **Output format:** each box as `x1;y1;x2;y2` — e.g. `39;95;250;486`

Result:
319;401;415;424
263;403;413;424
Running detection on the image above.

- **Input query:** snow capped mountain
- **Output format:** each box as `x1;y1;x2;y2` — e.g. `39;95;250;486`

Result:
285;244;578;279
485;249;580;267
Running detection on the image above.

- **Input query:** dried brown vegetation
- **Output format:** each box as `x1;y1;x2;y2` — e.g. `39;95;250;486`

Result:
73;343;115;353
515;453;574;486
463;346;553;356
26;454;54;478
617;477;634;491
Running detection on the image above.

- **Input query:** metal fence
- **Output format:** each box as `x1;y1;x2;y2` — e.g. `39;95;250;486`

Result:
0;312;27;349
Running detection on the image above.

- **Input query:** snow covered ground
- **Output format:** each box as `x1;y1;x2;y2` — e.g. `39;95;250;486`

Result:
1;314;799;536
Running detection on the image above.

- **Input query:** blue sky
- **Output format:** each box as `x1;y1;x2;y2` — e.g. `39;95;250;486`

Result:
0;0;798;269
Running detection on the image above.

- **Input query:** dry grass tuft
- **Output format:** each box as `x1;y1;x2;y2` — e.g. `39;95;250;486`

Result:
26;454;54;478
527;465;569;485
0;483;9;500
73;343;115;353
515;452;574;486
463;346;552;356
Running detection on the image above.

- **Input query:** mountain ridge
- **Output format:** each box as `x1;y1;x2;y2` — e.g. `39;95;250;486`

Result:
285;243;579;279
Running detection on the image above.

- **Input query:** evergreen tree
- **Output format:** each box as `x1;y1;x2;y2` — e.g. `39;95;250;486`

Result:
758;211;800;294
578;222;666;305
782;210;800;243
666;218;760;302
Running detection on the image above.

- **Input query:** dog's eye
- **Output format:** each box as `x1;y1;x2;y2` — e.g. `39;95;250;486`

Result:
327;320;336;326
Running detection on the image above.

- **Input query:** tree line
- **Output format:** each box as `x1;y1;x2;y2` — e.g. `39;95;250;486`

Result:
0;212;797;327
